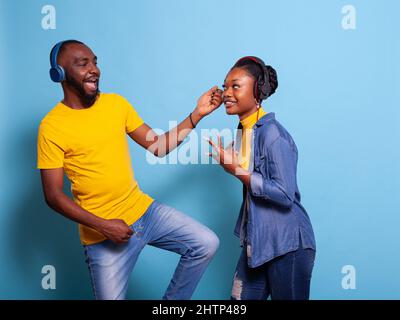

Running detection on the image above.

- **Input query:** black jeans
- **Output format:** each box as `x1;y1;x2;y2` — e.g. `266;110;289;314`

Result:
231;247;316;300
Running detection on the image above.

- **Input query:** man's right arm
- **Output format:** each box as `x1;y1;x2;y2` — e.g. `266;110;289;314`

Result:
40;168;133;244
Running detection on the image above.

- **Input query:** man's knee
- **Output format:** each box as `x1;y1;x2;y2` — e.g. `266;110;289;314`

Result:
199;230;219;258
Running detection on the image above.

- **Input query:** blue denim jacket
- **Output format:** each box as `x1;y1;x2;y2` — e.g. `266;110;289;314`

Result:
234;112;316;268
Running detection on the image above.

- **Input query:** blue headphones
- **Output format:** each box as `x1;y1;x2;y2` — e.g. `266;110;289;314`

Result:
49;40;70;82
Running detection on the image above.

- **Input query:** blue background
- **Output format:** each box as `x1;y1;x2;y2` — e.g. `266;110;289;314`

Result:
1;0;399;299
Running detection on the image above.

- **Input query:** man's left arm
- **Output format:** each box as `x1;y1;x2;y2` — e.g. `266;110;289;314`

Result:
128;86;222;157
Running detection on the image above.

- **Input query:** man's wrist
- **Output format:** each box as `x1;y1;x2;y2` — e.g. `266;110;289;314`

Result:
91;216;107;233
191;108;203;126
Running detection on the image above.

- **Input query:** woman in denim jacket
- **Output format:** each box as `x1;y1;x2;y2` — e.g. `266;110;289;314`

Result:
207;56;316;300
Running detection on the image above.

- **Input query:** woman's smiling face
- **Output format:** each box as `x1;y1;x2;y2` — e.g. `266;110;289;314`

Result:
222;67;259;120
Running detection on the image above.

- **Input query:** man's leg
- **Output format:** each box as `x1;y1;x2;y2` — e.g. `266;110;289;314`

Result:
230;248;270;300
83;209;152;300
147;202;219;300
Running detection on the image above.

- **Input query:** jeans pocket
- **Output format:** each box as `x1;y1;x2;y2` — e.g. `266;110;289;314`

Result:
130;217;144;237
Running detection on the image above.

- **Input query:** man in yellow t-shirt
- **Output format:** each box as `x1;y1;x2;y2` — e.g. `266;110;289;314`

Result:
37;40;222;300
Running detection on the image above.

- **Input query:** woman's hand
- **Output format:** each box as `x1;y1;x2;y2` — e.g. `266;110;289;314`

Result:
206;136;251;187
206;136;240;175
191;86;223;124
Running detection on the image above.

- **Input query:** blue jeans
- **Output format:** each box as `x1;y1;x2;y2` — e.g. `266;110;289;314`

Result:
231;247;316;300
83;201;219;300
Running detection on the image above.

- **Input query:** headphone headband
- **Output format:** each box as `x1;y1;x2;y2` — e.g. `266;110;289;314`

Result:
50;41;64;68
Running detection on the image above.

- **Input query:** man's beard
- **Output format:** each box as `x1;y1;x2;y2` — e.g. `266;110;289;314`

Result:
66;74;99;106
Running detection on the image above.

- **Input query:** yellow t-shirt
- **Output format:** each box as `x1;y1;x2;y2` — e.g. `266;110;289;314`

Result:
37;93;154;245
239;107;267;170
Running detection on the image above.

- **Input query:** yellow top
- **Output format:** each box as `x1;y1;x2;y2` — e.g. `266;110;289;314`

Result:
239;107;267;170
37;93;154;245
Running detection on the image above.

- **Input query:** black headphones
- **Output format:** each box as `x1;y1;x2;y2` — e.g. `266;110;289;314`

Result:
236;56;271;102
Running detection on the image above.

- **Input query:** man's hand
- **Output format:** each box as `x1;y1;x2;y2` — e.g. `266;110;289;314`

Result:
97;219;134;244
128;86;223;157
192;86;223;124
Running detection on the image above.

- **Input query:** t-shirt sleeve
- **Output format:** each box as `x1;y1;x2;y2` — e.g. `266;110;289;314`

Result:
37;122;65;169
116;94;144;133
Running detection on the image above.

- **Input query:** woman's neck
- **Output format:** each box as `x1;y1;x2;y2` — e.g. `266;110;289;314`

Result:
239;105;262;121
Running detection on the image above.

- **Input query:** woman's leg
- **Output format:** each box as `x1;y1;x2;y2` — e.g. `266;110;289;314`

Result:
230;248;270;300
267;248;316;300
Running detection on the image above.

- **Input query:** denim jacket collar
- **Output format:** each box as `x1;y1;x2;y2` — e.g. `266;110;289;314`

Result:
254;112;276;128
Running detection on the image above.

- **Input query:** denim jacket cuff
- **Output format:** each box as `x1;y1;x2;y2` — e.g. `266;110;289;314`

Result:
250;172;264;197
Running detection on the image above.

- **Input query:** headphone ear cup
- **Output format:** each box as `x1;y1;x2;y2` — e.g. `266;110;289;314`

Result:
253;80;259;102
49;65;65;82
57;65;66;82
258;72;269;101
256;77;265;102
255;75;266;103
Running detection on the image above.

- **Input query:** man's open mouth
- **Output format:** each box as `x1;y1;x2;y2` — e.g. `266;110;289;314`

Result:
84;78;98;92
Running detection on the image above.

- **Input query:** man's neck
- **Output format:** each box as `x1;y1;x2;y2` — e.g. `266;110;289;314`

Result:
62;91;98;110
